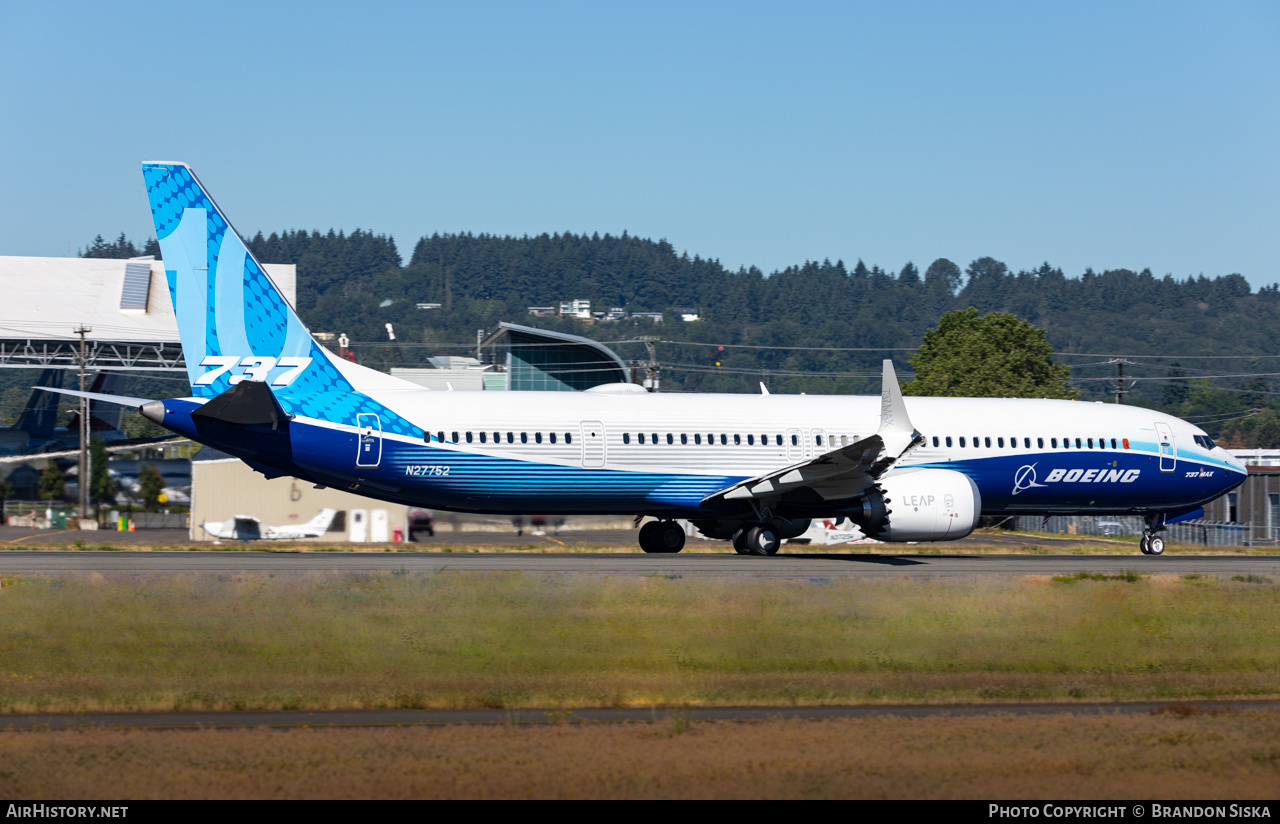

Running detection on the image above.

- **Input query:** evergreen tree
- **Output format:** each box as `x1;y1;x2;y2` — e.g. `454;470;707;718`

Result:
1161;362;1190;407
89;437;114;505
38;463;66;501
138;463;164;511
903;308;1073;398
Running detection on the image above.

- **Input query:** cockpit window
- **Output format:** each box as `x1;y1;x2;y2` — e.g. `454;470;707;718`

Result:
1193;434;1217;449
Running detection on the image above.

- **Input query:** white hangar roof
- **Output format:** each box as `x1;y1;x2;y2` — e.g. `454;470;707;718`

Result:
0;255;296;343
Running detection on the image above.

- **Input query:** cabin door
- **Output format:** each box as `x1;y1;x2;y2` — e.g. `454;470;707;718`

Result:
356;413;382;467
1154;422;1176;472
580;421;606;468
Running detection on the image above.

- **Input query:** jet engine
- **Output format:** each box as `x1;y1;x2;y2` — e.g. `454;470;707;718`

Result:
847;467;981;542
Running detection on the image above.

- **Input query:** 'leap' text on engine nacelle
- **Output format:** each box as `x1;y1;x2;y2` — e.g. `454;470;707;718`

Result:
850;467;982;542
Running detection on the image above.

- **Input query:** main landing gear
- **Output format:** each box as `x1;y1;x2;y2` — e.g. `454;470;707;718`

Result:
732;525;781;556
638;520;686;554
1140;515;1166;556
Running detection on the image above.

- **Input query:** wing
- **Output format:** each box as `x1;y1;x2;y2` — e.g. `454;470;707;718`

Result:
703;360;924;507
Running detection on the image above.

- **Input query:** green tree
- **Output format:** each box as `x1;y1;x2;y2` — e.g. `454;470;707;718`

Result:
903;307;1073;398
38;463;66;501
1161;361;1190;407
138;463;164;511
0;476;12;519
89;437;115;505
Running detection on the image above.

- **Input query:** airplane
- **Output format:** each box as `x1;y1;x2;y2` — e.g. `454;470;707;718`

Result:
786;517;875;547
199;508;337;541
42;162;1248;558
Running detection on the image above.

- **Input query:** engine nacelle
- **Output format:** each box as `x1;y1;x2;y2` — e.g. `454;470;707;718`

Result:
849;468;981;542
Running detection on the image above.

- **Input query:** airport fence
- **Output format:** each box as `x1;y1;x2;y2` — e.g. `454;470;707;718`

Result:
1014;515;1280;548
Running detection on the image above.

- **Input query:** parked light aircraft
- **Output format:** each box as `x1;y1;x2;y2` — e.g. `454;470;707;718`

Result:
200;508;337;541
787;517;874;547
43;163;1248;557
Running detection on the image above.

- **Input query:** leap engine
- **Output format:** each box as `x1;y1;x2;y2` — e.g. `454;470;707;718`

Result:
848;468;982;542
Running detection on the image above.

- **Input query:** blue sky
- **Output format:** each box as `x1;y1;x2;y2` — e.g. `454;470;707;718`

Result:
2;0;1277;286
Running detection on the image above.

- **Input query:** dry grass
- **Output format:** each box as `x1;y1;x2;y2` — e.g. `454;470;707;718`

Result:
3;712;1279;799
2;572;1279;712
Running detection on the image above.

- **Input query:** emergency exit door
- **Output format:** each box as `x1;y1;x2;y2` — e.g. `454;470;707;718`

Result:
356;413;382;467
580;421;606;468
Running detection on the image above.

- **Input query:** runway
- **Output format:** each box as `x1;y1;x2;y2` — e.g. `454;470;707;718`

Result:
5;700;1279;731
1;550;1277;577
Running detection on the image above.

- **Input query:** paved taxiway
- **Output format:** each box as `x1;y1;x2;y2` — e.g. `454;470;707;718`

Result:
1;550;1277;577
6;701;1279;731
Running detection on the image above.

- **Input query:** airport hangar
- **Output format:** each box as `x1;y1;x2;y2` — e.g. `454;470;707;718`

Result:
0;257;630;540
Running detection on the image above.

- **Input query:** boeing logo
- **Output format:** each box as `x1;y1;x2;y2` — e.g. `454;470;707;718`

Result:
1013;464;1140;495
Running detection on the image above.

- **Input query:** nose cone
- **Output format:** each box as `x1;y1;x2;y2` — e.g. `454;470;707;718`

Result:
140;400;166;425
1216;447;1247;475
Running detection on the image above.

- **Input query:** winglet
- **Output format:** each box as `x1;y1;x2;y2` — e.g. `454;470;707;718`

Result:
759;382;770;395
876;360;921;458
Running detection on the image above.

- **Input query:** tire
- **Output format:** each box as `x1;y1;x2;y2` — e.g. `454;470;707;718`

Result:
731;530;750;555
638;521;662;553
656;522;686;553
1147;536;1165;556
746;526;779;556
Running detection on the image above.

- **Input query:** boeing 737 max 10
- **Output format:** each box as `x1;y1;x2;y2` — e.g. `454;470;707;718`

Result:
43;163;1247;556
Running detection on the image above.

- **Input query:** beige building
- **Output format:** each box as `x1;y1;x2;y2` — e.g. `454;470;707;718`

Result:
190;454;409;542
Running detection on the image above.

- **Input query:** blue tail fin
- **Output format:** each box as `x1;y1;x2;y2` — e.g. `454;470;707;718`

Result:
142;162;419;435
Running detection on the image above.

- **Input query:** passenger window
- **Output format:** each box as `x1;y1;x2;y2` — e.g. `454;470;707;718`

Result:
1075;438;1082;448
1110;438;1117;449
959;437;966;447
997;437;1004;448
651;433;656;444
747;434;754;445
776;435;783;446
535;433;542;444
437;431;445;443
694;434;702;445
1051;438;1057;448
790;434;798;446
932;436;939;447
550;432;557;444
667;434;674;445
681;434;688;445
506;432;513;443
721;434;728;445
984;437;991;448
466;432;473;443
638;433;645;445
565;433;572;444
520;432;528;444
623;433;630;445
479;432;486;444
1087;438;1093;448
841;435;849;446
815;435;822;446
734;434;741;445
945;436;952;447
1037;438;1043;448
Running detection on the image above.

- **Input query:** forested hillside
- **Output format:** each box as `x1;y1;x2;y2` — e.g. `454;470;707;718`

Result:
78;230;1280;446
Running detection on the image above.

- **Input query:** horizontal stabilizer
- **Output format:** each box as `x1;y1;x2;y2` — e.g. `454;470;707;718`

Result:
35;387;155;408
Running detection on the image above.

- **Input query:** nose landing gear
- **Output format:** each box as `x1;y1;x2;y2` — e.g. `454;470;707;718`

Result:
1140;515;1167;556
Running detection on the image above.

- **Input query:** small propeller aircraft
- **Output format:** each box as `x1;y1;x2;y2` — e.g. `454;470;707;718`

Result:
199;508;336;541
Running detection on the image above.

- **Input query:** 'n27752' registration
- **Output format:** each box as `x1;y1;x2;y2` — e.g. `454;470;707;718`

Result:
405;465;450;477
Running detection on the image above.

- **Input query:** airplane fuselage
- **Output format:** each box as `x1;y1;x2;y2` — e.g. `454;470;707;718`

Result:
153;388;1246;520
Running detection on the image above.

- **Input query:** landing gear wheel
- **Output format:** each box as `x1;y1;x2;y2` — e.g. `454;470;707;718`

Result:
655;521;686;554
1139;535;1151;555
638;521;661;553
731;530;750;555
745;526;780;556
1147;535;1165;556
639;521;685;553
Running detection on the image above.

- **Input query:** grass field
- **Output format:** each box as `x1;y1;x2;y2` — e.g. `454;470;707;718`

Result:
4;710;1278;799
1;570;1278;713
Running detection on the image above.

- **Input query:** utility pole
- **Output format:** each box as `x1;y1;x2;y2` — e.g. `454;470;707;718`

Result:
74;325;92;523
1106;357;1133;404
636;336;660;392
